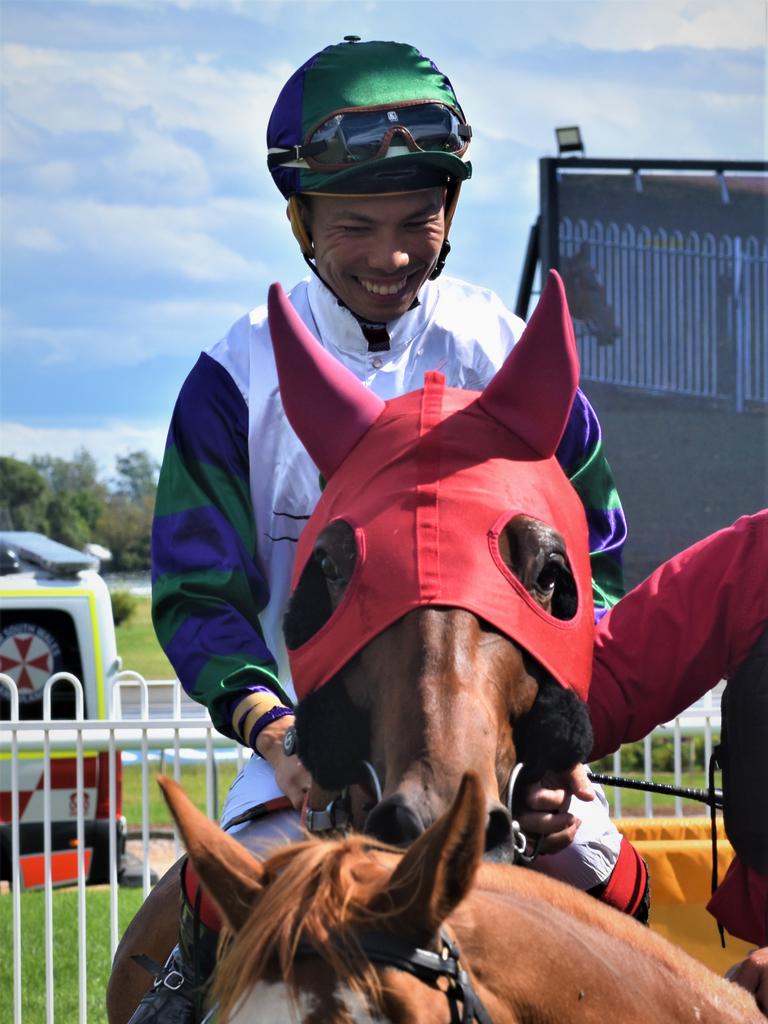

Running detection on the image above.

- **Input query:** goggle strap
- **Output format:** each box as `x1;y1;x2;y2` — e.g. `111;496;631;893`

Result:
268;141;328;169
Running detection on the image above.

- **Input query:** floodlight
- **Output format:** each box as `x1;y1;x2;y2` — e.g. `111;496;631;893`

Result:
555;126;584;156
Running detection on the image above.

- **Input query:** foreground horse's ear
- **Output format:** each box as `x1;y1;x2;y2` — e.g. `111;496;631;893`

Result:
268;282;386;478
376;772;485;943
478;269;579;457
157;775;265;931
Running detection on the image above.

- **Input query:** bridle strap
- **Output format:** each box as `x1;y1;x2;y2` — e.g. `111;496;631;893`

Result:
303;789;351;831
295;928;494;1024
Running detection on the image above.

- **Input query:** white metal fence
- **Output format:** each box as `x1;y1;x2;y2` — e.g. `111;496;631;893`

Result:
0;672;246;1024
560;217;768;409
0;671;723;1024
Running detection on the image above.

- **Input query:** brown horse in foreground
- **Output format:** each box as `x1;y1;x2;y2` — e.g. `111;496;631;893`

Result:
158;772;760;1023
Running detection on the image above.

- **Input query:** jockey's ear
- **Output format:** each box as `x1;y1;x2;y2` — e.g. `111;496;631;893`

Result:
157;776;265;931
373;772;485;944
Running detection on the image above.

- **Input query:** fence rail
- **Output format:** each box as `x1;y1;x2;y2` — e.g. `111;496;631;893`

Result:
0;671;723;1024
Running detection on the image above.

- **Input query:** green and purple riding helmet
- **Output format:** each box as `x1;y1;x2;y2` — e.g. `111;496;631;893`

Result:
267;37;473;276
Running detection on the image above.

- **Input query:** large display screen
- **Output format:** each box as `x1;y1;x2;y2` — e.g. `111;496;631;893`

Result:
538;165;766;585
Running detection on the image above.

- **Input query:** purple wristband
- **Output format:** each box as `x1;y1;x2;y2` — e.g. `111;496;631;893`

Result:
248;705;295;753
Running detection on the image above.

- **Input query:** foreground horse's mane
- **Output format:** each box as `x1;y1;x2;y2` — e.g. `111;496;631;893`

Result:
211;833;408;1018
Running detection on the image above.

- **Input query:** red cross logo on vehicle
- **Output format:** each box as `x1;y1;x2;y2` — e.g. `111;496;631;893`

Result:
0;623;62;701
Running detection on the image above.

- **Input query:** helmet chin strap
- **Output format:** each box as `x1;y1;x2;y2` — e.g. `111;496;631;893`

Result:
288;194;315;259
428;178;461;279
428;239;451;280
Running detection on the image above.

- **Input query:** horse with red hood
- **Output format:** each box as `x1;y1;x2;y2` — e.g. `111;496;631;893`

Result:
273;269;596;850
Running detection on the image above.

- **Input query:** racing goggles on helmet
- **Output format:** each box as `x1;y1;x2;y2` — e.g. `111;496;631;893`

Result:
268;101;472;171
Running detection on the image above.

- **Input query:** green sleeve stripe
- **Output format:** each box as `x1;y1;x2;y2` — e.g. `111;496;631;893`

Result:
202;662;293;728
154;443;256;554
567;439;623;512
152;568;260;649
589;553;625;611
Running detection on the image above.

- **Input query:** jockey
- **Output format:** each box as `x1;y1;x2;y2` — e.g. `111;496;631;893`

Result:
126;38;638;1023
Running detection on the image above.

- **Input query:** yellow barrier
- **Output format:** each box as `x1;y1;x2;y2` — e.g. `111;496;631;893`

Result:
617;817;754;973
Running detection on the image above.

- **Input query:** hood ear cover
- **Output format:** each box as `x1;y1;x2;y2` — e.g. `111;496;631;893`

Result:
268;283;385;478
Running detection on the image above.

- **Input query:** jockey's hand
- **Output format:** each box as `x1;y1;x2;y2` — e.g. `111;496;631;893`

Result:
516;763;595;855
726;946;768;1015
254;716;312;811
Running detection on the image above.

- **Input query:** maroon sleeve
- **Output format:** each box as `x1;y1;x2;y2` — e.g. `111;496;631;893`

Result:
588;511;768;760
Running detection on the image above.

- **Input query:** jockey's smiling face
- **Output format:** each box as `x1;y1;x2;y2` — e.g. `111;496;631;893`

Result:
304;188;446;323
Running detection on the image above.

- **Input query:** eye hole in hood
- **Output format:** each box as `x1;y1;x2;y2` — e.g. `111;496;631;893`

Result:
496;514;578;622
284;519;357;649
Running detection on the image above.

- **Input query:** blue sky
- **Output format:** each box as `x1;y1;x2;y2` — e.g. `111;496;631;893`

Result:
1;0;765;469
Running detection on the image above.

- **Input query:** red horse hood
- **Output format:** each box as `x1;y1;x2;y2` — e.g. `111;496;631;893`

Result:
269;271;594;702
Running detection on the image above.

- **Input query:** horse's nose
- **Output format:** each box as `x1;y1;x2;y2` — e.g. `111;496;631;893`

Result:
363;795;424;847
484;802;514;861
364;793;514;856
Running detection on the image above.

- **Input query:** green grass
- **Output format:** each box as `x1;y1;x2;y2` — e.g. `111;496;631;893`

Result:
115;596;175;680
122;761;240;829
0;888;145;1024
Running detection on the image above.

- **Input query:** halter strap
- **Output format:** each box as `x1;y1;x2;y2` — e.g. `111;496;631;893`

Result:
295;928;494;1024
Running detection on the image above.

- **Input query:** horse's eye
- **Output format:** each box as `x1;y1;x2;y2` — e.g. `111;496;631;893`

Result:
315;549;342;582
536;555;571;598
535;565;558;595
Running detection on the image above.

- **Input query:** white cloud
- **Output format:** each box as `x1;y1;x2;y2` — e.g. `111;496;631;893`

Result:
84;0;765;50
1;41;281;179
101;118;211;201
3;194;281;284
453;44;762;166
30;160;79;193
1;419;168;469
414;0;766;53
14;226;67;252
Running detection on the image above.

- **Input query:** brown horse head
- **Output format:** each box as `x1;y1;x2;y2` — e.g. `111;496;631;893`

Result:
273;271;595;852
157;774;762;1024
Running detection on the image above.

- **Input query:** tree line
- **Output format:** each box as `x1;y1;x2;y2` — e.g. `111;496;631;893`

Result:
0;449;159;571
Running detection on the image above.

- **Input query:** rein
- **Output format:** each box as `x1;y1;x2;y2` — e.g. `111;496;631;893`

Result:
295;928;495;1024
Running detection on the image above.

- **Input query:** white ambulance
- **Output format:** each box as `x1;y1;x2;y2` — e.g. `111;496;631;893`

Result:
0;532;126;886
